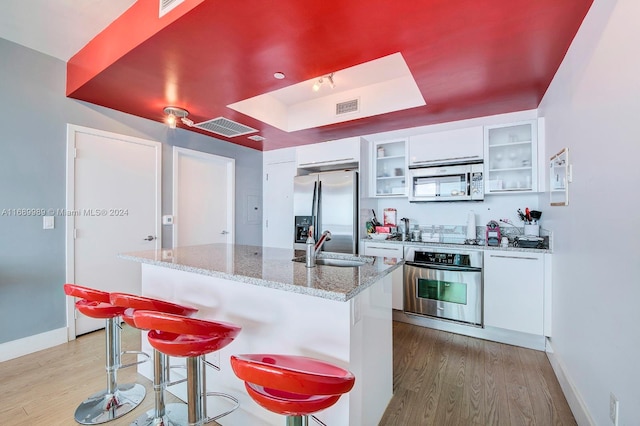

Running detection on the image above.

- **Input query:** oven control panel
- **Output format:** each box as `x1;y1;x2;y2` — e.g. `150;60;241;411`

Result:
413;251;471;267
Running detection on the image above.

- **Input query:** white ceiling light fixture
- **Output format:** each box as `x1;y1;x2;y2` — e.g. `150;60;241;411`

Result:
163;106;190;129
312;72;335;91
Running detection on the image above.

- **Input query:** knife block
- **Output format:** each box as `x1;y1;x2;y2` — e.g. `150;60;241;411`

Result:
524;224;540;236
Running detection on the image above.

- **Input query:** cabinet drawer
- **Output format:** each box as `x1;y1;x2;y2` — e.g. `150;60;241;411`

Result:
363;243;403;259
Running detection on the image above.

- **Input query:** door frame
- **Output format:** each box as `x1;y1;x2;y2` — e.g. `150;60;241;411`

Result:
65;124;162;340
172;147;235;248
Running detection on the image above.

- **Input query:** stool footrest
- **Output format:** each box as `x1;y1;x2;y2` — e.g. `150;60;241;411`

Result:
130;402;188;426
165;364;188;387
119;350;151;370
205;392;240;423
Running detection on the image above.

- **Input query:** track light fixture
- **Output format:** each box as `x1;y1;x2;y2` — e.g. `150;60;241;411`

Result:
163;106;190;129
312;72;335;92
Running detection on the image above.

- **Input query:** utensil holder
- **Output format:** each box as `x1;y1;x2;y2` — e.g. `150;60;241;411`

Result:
524;224;539;236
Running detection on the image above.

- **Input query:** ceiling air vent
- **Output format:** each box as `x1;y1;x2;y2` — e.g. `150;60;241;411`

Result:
247;135;265;142
194;117;258;138
159;0;184;17
336;98;359;116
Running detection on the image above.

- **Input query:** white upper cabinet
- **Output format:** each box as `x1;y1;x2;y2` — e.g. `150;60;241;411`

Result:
484;120;539;193
295;137;360;170
408;126;483;167
371;139;407;197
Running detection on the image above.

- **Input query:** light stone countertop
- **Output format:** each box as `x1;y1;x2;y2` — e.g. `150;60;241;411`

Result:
120;243;402;302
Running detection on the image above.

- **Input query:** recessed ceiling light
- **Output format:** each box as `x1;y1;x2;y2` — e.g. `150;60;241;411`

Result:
273;72;285;80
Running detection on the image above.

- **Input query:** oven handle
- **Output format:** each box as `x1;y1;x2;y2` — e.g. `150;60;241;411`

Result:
405;261;482;273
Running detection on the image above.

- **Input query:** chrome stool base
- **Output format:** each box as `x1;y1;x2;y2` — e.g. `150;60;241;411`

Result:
130;402;188;426
74;383;146;425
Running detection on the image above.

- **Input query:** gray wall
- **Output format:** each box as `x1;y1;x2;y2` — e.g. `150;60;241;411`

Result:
0;38;262;344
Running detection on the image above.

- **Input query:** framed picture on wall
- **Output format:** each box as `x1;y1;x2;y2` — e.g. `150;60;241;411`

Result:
549;148;570;206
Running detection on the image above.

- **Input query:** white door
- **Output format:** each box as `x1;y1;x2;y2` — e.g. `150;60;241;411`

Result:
66;125;161;337
173;147;234;247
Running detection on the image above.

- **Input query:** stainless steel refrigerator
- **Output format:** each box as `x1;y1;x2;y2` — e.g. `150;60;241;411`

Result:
293;170;358;254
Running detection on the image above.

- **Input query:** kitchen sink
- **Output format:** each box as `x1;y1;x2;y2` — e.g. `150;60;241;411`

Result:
292;257;367;267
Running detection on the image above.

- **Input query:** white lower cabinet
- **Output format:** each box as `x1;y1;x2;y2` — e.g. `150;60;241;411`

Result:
483;251;544;336
363;242;403;310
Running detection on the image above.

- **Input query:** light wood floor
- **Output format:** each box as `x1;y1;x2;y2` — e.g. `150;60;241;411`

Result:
0;322;575;425
0;324;185;426
379;321;576;425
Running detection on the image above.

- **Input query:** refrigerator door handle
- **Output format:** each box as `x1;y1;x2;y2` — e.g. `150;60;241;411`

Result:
311;181;318;238
316;180;322;241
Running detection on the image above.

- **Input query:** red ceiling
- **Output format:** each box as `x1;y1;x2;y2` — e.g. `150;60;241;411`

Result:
67;0;593;151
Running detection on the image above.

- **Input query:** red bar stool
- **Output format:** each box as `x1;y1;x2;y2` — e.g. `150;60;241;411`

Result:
63;284;147;424
230;354;355;426
133;310;242;425
110;293;198;426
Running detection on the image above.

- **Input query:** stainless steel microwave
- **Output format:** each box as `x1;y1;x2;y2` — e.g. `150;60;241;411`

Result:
408;163;484;202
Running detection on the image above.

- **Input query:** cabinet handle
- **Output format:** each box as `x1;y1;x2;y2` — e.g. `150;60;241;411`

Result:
489;254;539;260
410;155;480;166
298;158;355;166
368;246;400;251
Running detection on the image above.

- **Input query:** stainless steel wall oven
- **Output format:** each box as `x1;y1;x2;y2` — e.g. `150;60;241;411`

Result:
404;246;483;326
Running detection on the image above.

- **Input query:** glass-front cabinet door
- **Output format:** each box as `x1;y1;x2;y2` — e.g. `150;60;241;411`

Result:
484;120;538;193
371;139;407;197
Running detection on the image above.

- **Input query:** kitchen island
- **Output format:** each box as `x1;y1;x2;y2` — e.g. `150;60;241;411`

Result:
120;244;401;426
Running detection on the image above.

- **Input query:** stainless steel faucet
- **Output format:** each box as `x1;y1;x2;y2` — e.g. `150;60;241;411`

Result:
305;229;332;268
314;230;332;253
400;218;410;241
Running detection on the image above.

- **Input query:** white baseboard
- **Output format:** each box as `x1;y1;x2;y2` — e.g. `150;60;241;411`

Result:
546;340;595;426
0;327;68;363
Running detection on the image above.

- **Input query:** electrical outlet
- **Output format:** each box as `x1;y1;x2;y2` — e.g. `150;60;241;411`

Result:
161;249;173;260
609;392;619;425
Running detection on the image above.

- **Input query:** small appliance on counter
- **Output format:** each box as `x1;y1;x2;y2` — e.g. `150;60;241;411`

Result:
465;210;477;243
400;217;410;241
485;220;501;246
383;208;397;227
513;235;545;249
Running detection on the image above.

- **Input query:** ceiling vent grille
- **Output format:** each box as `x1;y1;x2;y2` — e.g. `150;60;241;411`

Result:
194;117;258;138
159;0;184;17
247;135;265;141
336;98;359;115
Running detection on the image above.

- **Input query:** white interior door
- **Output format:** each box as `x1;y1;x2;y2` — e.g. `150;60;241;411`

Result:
173;147;234;247
66;125;161;337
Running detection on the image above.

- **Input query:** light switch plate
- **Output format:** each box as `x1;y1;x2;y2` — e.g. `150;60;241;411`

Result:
43;216;55;229
162;215;174;225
